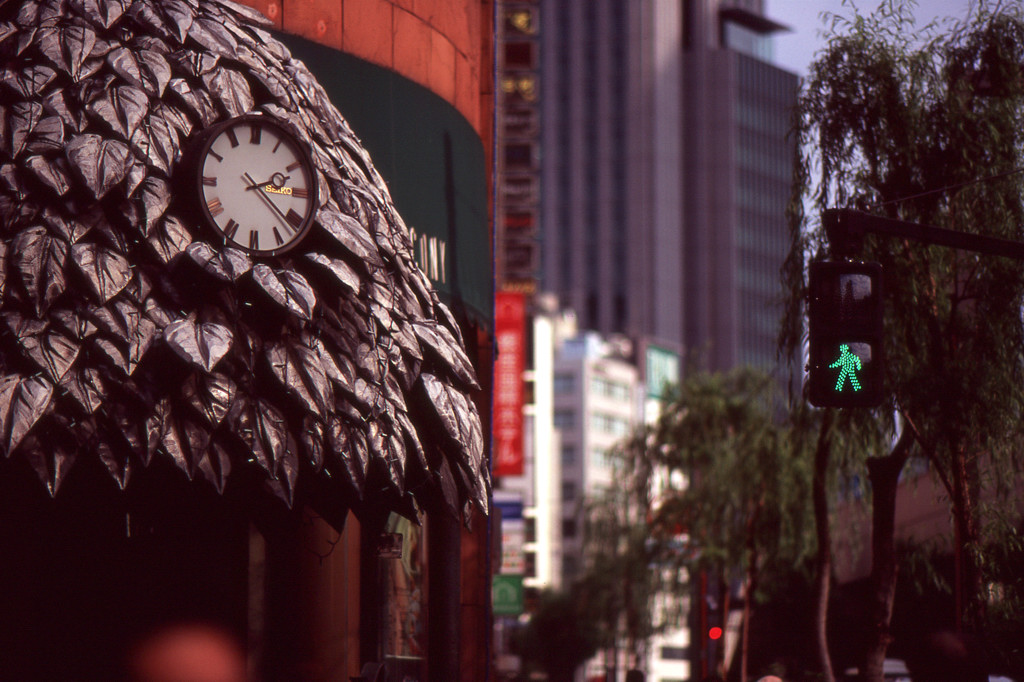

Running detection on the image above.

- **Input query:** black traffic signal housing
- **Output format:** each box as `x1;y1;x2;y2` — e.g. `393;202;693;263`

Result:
808;261;885;408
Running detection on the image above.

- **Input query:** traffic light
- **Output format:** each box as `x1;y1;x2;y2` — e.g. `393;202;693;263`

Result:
808;261;885;408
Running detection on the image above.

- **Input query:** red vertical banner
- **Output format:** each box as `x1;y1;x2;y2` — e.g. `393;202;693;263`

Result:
493;291;525;477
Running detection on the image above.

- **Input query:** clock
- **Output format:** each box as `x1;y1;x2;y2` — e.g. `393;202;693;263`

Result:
193;114;318;256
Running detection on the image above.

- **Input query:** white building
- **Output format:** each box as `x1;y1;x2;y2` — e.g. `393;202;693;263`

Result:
552;331;642;586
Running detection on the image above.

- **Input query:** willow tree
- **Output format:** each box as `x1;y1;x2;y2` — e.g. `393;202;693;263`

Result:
781;1;1024;679
580;368;814;682
647;368;814;682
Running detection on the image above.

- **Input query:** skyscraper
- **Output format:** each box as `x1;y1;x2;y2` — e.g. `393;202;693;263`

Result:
539;0;796;372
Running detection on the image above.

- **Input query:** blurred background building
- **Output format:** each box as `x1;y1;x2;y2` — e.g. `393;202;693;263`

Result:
493;0;796;680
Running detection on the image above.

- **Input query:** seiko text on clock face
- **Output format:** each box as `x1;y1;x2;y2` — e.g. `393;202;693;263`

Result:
197;116;318;255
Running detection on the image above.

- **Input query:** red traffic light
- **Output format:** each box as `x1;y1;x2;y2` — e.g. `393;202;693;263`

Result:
708;626;723;640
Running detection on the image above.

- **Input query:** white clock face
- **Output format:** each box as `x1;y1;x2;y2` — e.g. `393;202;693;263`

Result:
197;116;317;255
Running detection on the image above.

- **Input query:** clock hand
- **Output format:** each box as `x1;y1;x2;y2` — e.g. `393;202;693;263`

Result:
242;172;292;232
243;173;291;191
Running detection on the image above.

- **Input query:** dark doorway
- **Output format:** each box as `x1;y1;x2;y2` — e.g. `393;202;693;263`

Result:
0;454;249;682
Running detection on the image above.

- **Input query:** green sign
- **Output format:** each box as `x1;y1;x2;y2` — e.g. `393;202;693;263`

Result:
645;345;680;400
828;343;863;392
279;34;493;328
492;574;524;616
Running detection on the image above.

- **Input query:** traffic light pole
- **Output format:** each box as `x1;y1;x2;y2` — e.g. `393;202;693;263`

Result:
824;208;1024;261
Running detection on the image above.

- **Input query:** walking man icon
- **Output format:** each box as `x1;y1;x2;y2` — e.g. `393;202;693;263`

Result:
829;344;863;392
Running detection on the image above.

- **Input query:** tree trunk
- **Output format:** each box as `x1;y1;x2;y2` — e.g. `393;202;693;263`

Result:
952;449;985;631
741;547;758;682
862;429;913;682
812;409;835;682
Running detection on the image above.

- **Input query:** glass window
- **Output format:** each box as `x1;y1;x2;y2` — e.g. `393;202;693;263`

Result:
554;373;575;394
562;518;578;539
554;409;575;429
660;646;689;660
562;481;577;502
592;448;612;468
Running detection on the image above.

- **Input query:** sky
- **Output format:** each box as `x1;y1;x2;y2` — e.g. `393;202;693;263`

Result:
766;0;981;75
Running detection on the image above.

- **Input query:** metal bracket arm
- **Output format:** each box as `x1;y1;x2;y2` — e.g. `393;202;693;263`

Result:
824;208;1024;261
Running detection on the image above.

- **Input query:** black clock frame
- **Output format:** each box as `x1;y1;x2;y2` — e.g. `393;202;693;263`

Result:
190;113;320;257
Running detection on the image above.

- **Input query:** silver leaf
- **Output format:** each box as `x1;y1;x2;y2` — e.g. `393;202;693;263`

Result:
98;442;131;490
12;225;67;315
9;101;44;157
304;251;360;295
136;49;171;97
159;0;195;44
252;264;316;320
315;207;383;269
413;321;479;390
22;436;75;496
207;67;253;118
23;113;64;156
265;341;322;415
59;366;105;414
127;315;158;374
0;375;19;455
216;0;274;28
71;241;132;303
163;318;233;372
70;0;132;30
51;307;97;340
327;417;367;496
189;15;238;57
161;412;209;479
106;46;143;87
92;337;128;375
181;372;236;427
87;84;149;140
419;373;476;453
9;375;53;454
147;214;192;263
20;325;79;383
185;241;252;281
65;133;130;199
300;414;324;472
167;78;218;129
25;155;70;196
137;176;170;235
196;440;232;493
61;24;98;81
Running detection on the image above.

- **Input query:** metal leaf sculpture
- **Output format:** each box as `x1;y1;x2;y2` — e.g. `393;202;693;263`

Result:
0;0;488;521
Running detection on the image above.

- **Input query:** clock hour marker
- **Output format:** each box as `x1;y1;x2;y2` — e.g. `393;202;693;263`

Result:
272;138;283;153
207;198;224;217
249;230;259;250
285;161;302;172
225;127;239;148
202;176;217;187
223;219;239;240
209;149;223;162
292;187;309;199
286;208;304;228
272;227;284;246
250;124;262;145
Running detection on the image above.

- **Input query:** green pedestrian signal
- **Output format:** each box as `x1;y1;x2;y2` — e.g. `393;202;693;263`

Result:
829;343;862;392
808;262;885;408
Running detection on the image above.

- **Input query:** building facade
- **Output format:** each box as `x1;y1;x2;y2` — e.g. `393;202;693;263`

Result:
538;0;796;373
0;2;495;681
553;332;642;585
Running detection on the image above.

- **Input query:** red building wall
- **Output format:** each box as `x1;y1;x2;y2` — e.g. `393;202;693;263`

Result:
237;0;494;139
233;3;496;680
